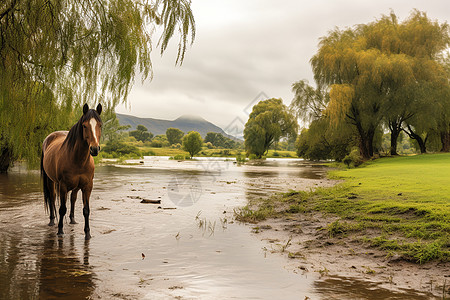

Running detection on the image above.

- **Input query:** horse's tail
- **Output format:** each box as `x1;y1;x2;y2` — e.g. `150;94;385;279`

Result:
41;150;52;215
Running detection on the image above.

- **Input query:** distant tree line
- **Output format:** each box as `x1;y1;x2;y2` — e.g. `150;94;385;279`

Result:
100;120;244;158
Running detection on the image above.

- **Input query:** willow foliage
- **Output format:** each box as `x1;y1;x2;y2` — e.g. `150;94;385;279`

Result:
309;10;449;158
244;98;298;158
291;79;329;123
0;0;195;171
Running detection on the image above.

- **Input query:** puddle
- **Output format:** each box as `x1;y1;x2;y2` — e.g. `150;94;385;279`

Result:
0;158;439;299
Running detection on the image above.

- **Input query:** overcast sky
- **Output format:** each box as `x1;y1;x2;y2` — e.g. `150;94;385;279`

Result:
115;0;450;136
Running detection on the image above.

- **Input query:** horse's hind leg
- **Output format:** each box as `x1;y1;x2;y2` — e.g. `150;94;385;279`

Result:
69;189;79;224
47;181;56;226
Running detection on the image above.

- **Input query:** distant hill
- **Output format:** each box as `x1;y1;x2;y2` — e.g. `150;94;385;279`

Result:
117;113;236;139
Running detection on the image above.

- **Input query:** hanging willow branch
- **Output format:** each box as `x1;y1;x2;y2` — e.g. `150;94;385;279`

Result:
0;0;195;169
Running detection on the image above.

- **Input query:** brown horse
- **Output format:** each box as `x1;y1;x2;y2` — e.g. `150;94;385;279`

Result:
41;103;102;239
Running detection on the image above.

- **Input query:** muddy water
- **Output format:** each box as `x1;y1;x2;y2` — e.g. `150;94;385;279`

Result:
0;158;436;299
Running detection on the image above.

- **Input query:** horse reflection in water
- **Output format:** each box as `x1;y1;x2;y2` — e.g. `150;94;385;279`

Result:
41;103;102;239
39;233;94;299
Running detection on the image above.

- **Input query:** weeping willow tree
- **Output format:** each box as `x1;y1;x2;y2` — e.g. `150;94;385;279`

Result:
0;0;195;172
311;10;449;159
244;98;298;158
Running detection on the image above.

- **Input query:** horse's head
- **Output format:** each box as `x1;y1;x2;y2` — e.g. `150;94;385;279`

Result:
81;103;103;156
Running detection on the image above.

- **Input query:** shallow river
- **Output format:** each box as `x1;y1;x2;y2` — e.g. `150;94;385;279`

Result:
0;157;436;299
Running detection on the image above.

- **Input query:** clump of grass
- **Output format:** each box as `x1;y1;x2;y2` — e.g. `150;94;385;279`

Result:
234;204;275;223
326;220;347;238
405;241;447;264
286;204;303;214
280;236;292;252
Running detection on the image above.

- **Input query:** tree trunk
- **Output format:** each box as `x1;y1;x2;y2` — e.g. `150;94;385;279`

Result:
390;132;399;155
416;137;427;154
356;123;374;160
440;131;450;152
0;146;13;173
389;120;402;156
403;125;427;154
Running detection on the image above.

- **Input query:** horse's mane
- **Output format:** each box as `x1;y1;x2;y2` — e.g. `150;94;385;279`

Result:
62;109;102;150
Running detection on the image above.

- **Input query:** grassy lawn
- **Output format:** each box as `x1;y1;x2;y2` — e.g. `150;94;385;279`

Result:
236;154;450;263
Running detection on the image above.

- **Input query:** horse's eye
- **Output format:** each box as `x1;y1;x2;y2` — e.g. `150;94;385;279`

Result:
82;125;87;129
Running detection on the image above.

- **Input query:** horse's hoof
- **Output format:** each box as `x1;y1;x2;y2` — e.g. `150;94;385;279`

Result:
70;219;78;224
57;231;64;236
48;221;55;226
85;233;91;240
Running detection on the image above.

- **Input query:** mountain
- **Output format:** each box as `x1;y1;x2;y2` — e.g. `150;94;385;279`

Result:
116;113;234;139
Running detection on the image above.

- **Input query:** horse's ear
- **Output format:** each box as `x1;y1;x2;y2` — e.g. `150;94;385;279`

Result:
96;103;102;115
83;104;89;115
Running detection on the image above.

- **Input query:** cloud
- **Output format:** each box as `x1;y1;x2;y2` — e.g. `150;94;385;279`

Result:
117;0;450;128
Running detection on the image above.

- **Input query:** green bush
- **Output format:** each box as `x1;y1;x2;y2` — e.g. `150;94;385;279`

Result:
343;148;364;167
236;153;247;163
170;143;182;149
248;153;258;160
150;140;163;147
102;140;141;157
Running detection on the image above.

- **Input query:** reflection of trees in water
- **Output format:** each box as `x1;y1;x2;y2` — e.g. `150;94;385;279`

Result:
0;171;41;206
0;232;40;299
0;231;95;299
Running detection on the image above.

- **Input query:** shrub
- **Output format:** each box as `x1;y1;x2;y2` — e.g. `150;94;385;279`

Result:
236;153;247;163
248;153;258;160
343;148;363;167
150;140;163;148
102;141;141;157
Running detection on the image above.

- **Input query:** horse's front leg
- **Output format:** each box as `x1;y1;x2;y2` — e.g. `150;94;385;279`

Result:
82;187;92;240
69;189;79;224
57;186;68;236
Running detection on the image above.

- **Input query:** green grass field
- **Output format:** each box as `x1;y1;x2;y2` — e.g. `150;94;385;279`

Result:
236;154;450;263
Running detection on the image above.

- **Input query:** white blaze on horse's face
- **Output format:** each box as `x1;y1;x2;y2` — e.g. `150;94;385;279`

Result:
82;117;102;156
90;118;98;144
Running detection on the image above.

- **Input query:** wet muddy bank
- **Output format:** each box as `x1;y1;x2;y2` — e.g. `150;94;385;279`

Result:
248;214;447;299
